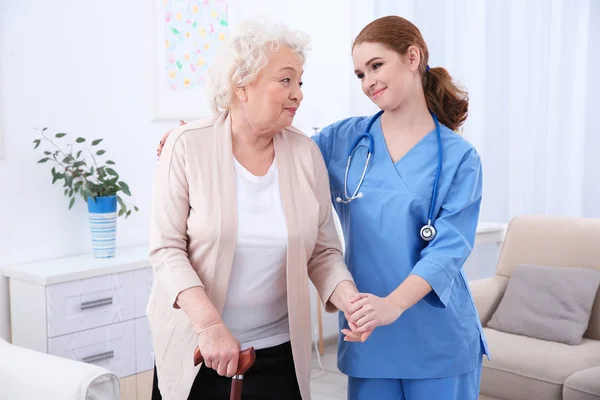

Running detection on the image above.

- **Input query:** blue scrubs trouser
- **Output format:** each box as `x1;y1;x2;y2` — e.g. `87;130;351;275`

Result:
347;353;483;400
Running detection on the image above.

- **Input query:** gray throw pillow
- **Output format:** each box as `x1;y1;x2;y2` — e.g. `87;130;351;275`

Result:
487;264;600;345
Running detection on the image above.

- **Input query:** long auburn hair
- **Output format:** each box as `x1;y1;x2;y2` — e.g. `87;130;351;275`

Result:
353;16;468;131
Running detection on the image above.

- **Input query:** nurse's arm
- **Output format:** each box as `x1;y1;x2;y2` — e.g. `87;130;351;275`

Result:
387;274;433;312
407;149;483;308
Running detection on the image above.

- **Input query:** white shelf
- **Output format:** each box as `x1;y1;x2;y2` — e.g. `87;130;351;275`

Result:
2;244;150;285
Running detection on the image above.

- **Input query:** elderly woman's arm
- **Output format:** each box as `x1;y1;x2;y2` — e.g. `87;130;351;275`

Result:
150;132;240;377
307;148;357;314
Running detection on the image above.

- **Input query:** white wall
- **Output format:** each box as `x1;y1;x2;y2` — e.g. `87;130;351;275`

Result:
0;0;356;341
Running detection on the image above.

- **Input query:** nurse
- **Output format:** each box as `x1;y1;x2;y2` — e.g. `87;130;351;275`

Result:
312;15;489;400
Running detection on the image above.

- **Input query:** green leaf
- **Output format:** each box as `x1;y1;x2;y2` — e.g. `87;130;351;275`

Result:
126;210;131;218
38;158;49;163
44;151;52;155
75;137;86;143
118;182;131;196
171;27;179;35
92;139;103;146
64;188;68;196
106;160;115;165
68;197;75;209
106;168;118;176
55;133;67;138
72;161;85;168
134;206;139;212
90;166;95;176
62;156;72;163
96;150;106;156
118;208;125;217
33;139;41;149
68;189;74;197
77;150;82;158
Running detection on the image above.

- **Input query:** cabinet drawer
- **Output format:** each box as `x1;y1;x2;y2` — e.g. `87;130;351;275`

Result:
48;320;136;378
135;317;154;373
46;271;135;337
134;267;153;319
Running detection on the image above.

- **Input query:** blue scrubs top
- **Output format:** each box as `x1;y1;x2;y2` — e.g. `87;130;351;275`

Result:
312;114;490;380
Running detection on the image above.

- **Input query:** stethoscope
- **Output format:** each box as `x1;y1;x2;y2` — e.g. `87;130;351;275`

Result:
335;110;443;242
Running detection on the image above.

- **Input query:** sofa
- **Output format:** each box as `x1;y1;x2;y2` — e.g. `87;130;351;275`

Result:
0;337;120;399
471;215;600;400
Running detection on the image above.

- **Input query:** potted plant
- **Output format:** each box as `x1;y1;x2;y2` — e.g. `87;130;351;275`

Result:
33;128;138;258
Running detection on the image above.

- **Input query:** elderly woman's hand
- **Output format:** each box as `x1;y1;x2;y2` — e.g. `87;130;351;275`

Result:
196;321;241;377
341;312;374;343
157;120;186;158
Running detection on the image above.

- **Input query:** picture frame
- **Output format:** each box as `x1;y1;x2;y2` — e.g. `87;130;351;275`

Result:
151;0;238;122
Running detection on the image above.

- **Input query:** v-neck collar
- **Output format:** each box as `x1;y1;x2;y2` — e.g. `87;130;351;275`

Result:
373;116;437;166
369;115;437;194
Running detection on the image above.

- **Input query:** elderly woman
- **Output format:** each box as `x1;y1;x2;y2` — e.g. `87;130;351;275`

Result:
148;20;362;400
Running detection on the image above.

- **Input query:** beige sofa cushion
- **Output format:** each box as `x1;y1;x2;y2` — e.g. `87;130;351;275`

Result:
487;264;600;345
564;366;600;400
493;215;600;340
480;328;600;400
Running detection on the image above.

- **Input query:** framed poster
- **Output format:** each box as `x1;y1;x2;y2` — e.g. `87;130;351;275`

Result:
151;0;235;121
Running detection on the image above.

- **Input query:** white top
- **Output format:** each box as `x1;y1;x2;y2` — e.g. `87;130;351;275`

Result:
1;245;149;285
220;157;290;350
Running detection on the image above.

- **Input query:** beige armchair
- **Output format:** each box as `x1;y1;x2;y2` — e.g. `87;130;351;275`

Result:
470;215;600;400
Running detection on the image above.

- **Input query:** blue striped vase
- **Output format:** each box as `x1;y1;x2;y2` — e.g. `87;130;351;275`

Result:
87;195;117;258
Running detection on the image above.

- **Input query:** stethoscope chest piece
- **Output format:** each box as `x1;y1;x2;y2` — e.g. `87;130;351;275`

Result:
420;224;436;242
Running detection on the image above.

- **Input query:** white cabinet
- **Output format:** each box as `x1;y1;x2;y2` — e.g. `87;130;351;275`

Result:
3;245;154;400
135;317;154;374
46;271;136;337
48;319;137;378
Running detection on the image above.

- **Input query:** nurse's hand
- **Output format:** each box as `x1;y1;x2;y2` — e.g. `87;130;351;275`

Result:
347;293;405;333
157;120;186;158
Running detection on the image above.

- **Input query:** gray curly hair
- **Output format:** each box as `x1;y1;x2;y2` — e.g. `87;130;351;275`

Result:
206;19;311;113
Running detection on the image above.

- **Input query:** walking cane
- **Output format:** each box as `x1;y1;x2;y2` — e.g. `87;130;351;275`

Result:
194;346;256;400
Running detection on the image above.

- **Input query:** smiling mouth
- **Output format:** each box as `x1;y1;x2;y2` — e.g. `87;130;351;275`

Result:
371;88;386;98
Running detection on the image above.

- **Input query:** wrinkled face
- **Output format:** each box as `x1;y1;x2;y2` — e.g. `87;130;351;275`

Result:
352;42;418;111
238;46;304;133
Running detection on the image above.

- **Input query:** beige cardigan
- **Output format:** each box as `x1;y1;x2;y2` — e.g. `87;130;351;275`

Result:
147;111;353;400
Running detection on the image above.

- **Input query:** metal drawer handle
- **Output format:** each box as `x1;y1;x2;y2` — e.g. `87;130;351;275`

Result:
81;350;114;364
80;297;113;310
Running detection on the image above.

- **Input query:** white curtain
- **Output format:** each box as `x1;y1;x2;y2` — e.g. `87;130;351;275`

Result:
350;0;600;222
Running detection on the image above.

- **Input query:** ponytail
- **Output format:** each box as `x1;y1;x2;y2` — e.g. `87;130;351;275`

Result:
423;67;468;131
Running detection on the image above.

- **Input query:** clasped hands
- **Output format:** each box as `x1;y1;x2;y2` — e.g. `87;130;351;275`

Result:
341;293;405;342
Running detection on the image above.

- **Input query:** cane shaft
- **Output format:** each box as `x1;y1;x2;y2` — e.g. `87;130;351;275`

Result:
230;378;243;400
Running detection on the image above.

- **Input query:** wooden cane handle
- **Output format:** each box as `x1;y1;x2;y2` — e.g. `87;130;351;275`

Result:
193;346;256;375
